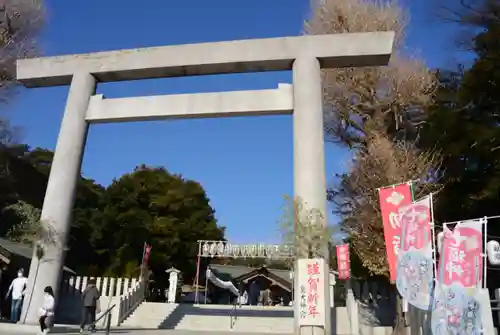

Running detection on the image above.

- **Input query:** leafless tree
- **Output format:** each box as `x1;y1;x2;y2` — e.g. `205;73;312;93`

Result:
305;1;441;332
0;1;44;182
435;0;500;51
330;132;441;276
305;0;436;148
5;200;64;256
306;0;442;271
329;132;441;333
279;196;337;261
0;0;45;103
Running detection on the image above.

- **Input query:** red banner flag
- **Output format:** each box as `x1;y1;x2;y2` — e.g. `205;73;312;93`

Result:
336;244;350;279
378;183;413;281
143;244;152;266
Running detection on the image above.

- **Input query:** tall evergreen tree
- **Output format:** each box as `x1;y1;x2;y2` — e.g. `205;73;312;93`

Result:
421;0;500;224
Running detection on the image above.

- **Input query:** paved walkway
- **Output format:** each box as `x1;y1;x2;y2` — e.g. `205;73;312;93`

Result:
6;329;286;335
0;323;287;335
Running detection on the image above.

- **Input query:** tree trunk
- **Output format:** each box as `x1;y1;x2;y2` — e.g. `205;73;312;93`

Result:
392;289;407;335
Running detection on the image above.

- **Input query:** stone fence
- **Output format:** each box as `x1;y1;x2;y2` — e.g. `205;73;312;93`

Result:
56;275;146;327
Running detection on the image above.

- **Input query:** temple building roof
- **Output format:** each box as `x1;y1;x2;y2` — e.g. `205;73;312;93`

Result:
0;237;75;274
210;264;292;291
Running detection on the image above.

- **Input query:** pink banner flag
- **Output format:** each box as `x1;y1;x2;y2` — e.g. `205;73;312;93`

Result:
431;219;487;335
336;244;350;279
440;221;483;287
396;196;434;310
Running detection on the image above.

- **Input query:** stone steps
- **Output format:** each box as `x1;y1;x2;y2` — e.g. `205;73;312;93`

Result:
119;303;393;334
120;303;294;333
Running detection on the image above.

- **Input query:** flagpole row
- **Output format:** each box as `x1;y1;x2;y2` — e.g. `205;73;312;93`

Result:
376;179;418;191
441;214;500;226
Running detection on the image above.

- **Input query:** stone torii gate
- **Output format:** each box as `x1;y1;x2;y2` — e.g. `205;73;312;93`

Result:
16;32;394;334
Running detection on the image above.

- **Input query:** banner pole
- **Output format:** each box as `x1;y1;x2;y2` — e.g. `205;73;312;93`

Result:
140;242;146;280
429;193;438;281
406;181;417;323
484;217;488;289
194;241;202;304
377;180;417;191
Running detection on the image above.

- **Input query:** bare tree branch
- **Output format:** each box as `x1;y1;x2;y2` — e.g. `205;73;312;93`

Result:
5;200;66;260
278;196;339;267
435;0;500;51
329;132;441;276
0;0;45;105
305;0;436;148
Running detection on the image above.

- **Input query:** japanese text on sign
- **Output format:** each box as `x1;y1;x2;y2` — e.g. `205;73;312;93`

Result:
378;183;413;281
336;244;350;279
399;201;431;252
297;258;326;327
441;223;483;287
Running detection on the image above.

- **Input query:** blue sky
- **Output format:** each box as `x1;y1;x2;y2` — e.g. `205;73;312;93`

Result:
6;0;456;244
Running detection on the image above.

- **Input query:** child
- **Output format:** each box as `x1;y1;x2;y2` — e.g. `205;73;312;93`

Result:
38;286;55;335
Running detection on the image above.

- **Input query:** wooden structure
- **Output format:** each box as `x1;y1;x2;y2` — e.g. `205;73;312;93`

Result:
208;264;292;306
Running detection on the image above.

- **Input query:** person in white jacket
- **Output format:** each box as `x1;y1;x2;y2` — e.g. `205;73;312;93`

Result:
38;286;55;335
6;268;28;322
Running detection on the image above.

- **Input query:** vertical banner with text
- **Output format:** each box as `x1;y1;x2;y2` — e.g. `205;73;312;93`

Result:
297;258;326;327
378;182;413;282
336;244;351;279
396;196;434;310
431;219;492;334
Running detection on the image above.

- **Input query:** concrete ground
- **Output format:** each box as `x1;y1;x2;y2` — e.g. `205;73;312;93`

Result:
0;322;289;335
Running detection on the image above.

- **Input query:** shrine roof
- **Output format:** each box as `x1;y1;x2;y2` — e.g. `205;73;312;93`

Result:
0;237;75;274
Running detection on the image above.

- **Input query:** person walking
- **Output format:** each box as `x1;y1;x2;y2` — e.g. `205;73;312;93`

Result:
38;286;55;335
5;268;27;322
248;280;259;306
80;279;100;333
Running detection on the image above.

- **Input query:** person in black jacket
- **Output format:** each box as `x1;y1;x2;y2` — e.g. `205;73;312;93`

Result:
80;279;100;333
248;280;259;306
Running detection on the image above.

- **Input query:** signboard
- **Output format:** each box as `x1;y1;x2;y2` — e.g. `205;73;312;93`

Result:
378;183;413;281
199;241;294;259
297;258;326;327
336;244;350;279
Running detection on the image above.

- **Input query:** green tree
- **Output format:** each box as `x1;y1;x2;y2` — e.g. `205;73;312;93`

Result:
418;0;500;290
95;166;225;286
0;145;47;235
2;147;225;282
421;1;500;223
0;147;106;274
